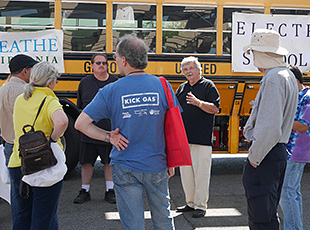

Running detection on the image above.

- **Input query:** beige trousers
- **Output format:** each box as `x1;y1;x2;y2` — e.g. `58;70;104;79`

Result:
180;144;212;211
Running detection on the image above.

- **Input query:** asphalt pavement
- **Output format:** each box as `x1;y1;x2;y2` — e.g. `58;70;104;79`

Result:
1;154;310;230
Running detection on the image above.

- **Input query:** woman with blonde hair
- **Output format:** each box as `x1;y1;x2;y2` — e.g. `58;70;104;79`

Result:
8;62;68;230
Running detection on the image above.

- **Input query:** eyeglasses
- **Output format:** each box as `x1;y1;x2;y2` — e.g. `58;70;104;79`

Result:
95;61;108;66
113;54;121;60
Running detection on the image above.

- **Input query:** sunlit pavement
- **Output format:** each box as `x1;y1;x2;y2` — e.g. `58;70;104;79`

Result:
2;155;310;229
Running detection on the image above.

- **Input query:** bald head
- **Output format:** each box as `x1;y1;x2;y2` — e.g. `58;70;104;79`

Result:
116;34;149;69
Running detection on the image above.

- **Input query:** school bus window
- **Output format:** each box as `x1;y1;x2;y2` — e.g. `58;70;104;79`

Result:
62;2;106;27
0;0;55;32
63;28;106;52
163;5;216;30
112;4;156;53
223;6;264;55
113;30;155;53
62;2;106;52
270;8;310;15
162;31;216;54
162;5;217;54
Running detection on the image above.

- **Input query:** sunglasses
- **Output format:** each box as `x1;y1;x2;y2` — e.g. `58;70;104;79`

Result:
95;61;108;66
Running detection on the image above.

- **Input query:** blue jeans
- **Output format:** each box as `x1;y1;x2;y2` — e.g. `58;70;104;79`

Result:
8;167;63;230
112;164;174;230
280;160;306;230
4;143;13;166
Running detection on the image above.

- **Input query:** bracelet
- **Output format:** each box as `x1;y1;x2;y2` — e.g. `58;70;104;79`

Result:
106;132;110;143
198;100;203;108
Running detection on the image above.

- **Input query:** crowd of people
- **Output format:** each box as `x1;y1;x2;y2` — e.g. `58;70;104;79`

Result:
0;30;309;230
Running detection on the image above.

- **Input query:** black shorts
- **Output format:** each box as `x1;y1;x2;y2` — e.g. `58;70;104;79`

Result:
79;142;112;166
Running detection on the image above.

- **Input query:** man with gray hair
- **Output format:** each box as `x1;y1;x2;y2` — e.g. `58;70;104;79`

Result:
242;29;298;229
75;34;177;230
176;56;220;218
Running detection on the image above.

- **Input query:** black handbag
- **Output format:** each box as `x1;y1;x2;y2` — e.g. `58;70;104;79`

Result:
19;96;57;176
19;96;58;199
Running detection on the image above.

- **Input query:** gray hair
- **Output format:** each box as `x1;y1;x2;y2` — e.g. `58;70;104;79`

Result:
181;56;202;75
24;62;58;100
116;34;149;69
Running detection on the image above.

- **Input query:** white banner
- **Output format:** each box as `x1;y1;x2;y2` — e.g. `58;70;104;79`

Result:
232;13;310;73
0;29;64;73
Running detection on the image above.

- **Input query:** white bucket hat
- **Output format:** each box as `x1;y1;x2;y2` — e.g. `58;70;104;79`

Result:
243;29;288;55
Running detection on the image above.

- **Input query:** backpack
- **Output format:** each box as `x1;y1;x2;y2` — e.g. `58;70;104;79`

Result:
19;96;57;175
18;96;57;198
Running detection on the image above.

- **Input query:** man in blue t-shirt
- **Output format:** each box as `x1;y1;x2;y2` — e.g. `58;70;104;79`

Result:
75;34;177;230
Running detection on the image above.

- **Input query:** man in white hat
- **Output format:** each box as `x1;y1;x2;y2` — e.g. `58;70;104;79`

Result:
242;29;298;229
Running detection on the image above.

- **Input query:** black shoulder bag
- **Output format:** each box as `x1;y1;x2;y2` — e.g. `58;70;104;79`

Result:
19;96;57;199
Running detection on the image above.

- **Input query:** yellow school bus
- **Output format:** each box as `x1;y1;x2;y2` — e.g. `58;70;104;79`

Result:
1;0;310;171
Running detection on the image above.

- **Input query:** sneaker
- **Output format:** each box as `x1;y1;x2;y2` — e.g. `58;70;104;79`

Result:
105;189;116;204
73;189;91;204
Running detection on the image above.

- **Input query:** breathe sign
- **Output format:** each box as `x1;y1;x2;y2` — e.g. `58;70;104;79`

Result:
0;29;64;73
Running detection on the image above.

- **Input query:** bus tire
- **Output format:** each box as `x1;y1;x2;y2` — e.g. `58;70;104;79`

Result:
63;115;80;173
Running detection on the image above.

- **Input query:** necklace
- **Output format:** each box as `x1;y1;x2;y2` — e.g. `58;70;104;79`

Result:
126;71;145;76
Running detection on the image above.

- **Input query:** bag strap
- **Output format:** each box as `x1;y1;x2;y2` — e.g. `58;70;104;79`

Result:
32;96;47;127
159;77;174;109
22;96;47;134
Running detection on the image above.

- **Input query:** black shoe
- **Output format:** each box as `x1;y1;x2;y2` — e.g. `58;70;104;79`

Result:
176;205;195;212
73;189;91;204
105;189;116;204
192;209;206;218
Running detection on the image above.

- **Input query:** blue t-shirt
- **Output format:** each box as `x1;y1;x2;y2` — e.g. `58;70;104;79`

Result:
83;74;180;173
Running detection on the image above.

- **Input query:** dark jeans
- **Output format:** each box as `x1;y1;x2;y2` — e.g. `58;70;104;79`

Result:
8;167;63;230
242;143;287;230
4;143;13;166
